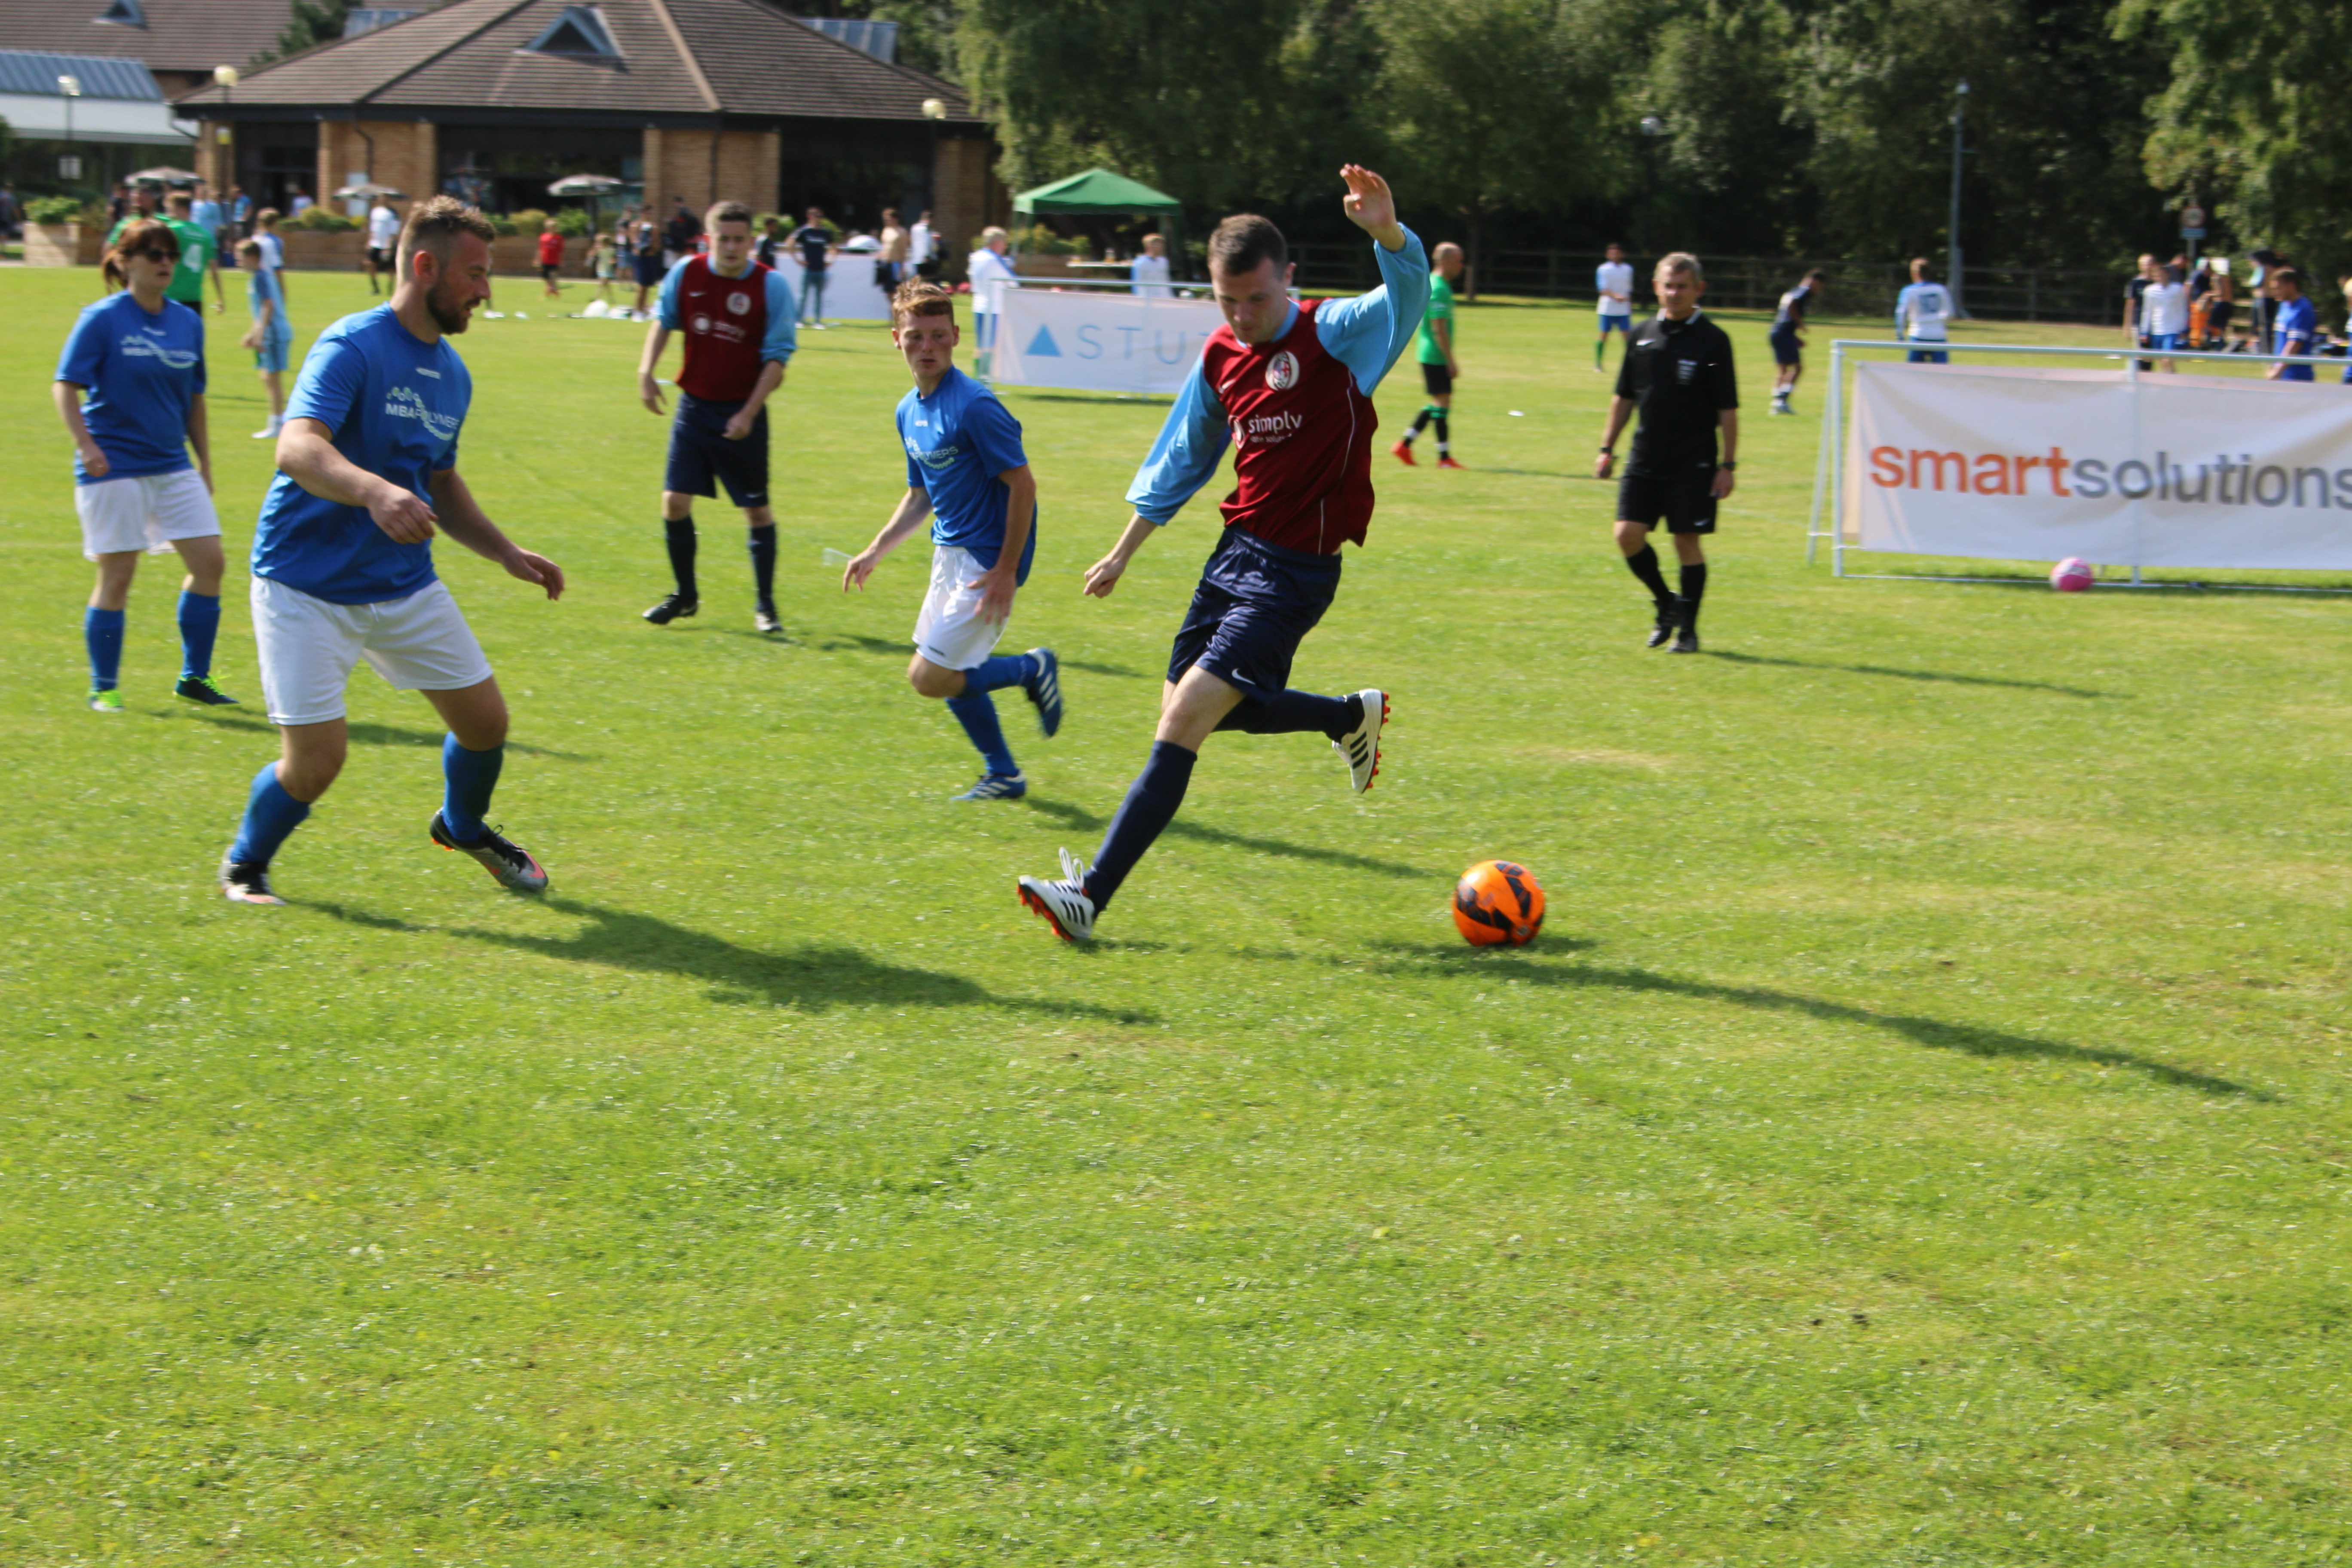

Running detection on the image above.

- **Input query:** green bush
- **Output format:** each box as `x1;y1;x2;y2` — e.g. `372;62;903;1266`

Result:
551;206;593;237
26;196;85;225
287;206;359;232
1011;224;1090;257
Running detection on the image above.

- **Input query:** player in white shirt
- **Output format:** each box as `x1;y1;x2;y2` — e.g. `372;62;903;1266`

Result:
1594;242;1634;372
965;225;1017;368
365;200;400;295
1892;257;1953;364
1131;233;1174;297
2141;262;2188;372
910;210;937;274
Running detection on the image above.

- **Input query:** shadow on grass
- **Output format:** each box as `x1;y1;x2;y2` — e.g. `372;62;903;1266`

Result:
1355;942;2265;1099
1025;797;1430;880
1704;650;2114;700
813;636;1144;679
309;898;1157;1024
183;710;591;759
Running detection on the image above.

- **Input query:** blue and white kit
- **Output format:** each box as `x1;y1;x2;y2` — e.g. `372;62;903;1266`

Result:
1895;280;1953;364
55;290;221;558
898;364;1035;668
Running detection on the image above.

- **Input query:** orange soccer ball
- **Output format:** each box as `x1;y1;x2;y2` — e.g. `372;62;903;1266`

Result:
1452;860;1546;946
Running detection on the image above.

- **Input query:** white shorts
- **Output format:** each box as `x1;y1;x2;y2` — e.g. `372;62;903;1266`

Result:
75;469;220;560
911;544;1010;671
251;576;493;726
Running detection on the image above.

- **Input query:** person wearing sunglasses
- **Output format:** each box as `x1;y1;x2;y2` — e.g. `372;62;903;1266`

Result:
52;218;236;712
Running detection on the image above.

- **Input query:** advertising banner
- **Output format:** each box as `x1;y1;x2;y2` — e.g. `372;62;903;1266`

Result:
1843;361;2352;570
992;286;1224;395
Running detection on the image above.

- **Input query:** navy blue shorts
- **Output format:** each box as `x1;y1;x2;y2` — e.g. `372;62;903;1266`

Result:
665;394;769;509
634;253;665;287
1907;346;1949;365
1770;326;1802;367
1167;528;1341;700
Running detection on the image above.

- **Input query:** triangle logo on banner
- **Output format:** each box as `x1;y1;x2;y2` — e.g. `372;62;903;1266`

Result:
1025;325;1062;358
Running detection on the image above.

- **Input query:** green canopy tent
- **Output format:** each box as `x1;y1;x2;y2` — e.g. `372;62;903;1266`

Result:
1010;168;1187;279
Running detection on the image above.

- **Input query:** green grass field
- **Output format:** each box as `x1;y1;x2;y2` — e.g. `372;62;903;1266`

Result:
3;263;2348;1567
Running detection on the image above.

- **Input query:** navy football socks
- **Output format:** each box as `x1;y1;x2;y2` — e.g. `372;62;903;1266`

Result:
85;606;124;691
664;516;698;600
747;524;777;607
1084;740;1197;911
177;591;220;680
946;692;1018;777
440;735;505;844
1216;689;1354;741
228;760;310;867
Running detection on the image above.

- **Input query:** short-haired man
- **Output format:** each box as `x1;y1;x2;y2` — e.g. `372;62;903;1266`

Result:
1895;258;1952;364
878;207;910;297
2123;252;2156;353
365;196;400;294
1595;252;1738;655
638;199;798;632
1768;267;1827;414
219;196;566;905
790;208;834;328
2143;261;2188;372
1131;233;1173;297
160;190;227;316
190;181;223;245
2266;266;2315;382
1016;166;1424;942
966;226;1016;363
1393;239;1464;467
911;209;939;279
843;281;1062;799
1595;242;1634;372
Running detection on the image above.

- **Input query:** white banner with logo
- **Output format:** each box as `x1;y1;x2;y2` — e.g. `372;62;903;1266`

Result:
1843;361;2352;569
991;286;1224;395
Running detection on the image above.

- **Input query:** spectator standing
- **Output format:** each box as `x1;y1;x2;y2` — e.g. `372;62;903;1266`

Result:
365;198;400;295
756;215;785;270
230;186;252;237
632;218;663;316
0;182;21;239
1893;257;1954;363
2202;256;2236;349
664;197;698;265
2142;262;2188;372
790;207;836;327
591;229;617;304
108;182;130;223
1594;241;1634;372
1131;233;1173;297
288;184;313;217
911;210;938;277
2247;248;2278;353
878;207;910;298
2265;266;2315;382
190;182;222;242
2122;253;2156;370
966;225;1016;363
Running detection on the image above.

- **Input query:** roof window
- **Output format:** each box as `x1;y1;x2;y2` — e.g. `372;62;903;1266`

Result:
95;0;146;27
522;6;621;59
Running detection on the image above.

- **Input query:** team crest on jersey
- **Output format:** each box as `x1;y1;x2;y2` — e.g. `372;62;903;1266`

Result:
691;313;712;334
1265;350;1300;391
726;291;751;316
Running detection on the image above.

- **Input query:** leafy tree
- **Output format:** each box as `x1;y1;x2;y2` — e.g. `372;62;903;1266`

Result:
252;0;354;67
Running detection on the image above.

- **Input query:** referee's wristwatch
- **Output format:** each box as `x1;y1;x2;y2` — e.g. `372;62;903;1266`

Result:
1719;460;1738;471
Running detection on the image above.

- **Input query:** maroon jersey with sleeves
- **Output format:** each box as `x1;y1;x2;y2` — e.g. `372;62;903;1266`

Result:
674;255;773;403
1200;298;1378;555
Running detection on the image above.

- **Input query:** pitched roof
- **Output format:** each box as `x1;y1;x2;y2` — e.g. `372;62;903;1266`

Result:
0;48;165;101
175;0;978;124
0;0;298;78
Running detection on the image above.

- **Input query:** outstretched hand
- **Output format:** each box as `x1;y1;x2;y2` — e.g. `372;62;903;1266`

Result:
1340;165;1405;250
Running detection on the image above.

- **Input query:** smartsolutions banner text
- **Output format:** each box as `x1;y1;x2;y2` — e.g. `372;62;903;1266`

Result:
992;287;1223;396
1842;361;2352;570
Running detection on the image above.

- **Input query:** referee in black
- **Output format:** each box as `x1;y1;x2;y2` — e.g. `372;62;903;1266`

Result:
1594;251;1739;654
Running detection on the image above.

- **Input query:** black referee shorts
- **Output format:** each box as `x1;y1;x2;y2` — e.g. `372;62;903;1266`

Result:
1617;462;1718;535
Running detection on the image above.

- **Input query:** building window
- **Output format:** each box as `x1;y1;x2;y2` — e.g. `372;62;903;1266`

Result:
521;6;622;60
95;0;147;26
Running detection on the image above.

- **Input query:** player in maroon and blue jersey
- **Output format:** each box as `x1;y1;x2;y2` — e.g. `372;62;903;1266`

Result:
1017;164;1426;942
636;200;796;633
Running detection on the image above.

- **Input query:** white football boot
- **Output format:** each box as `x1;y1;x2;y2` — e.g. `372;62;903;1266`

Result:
1333;689;1389;794
1017;847;1097;942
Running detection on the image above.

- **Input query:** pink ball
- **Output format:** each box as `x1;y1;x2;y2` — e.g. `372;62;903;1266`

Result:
2051;557;2095;592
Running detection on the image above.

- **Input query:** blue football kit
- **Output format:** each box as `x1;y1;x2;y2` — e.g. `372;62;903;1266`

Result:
254;303;470;604
899;365;1037;581
55;291;207;482
2274;294;2316;381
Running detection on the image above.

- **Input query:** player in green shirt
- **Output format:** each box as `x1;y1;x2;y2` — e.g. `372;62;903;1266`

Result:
1391;240;1463;469
160;191;226;315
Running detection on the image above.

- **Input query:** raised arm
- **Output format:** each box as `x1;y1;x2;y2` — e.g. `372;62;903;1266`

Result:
1311;167;1429;393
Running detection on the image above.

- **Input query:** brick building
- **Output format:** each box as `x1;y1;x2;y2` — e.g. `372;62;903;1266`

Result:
175;0;1004;260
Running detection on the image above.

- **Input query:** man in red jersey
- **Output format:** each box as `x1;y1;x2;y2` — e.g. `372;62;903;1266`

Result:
636;200;798;633
1018;164;1426;942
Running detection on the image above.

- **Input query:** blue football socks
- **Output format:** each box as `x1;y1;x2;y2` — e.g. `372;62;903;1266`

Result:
1084;739;1197;911
1216;689;1354;741
228;760;310;867
441;735;505;845
177;590;220;680
965;652;1038;695
946;691;1018;777
85;606;125;691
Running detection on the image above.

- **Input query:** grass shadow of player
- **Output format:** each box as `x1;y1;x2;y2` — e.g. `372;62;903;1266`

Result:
310;897;1155;1024
1704;650;2115;700
816;634;918;657
183;710;592;759
1024;797;1429;880
1357;945;2264;1099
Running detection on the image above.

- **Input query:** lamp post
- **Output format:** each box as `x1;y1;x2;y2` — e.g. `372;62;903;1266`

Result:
212;67;239;196
1948;79;1969;319
58;74;82;187
921;96;946;270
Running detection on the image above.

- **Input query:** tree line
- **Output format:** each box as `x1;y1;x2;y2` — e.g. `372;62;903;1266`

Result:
827;0;2346;292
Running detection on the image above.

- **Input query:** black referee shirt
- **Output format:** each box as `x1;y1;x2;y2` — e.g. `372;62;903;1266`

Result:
1615;309;1739;472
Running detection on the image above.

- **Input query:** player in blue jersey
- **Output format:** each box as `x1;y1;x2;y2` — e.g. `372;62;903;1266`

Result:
2264;266;2316;383
1894;258;1953;364
52;218;237;713
842;280;1061;799
217;196;566;906
1768;268;1826;414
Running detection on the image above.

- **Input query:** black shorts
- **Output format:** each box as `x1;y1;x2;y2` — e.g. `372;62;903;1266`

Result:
665;394;770;509
1420;360;1452;397
540;263;560;283
368;245;393;270
1167;528;1341;699
1770;326;1801;367
1617;462;1718;535
634;253;665;287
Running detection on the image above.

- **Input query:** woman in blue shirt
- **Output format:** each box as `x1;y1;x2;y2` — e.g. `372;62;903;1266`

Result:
51;218;236;712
